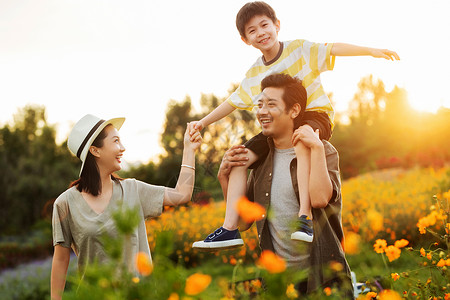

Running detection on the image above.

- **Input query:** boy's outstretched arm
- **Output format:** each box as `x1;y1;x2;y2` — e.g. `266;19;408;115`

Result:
190;101;236;135
331;43;400;61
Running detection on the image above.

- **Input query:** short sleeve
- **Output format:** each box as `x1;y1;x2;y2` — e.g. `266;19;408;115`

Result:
226;83;255;111
323;141;341;203
301;40;335;74
52;197;72;248
136;180;165;218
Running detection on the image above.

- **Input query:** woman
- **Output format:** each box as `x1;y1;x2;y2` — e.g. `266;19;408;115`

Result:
50;114;202;300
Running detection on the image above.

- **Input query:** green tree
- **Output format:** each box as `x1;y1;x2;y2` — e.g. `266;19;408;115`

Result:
0;105;78;234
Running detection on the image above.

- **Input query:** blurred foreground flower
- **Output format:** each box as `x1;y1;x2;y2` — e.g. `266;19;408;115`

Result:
343;231;361;254
257;250;286;273
236;196;266;223
286;283;298;298
185;273;212;295
167;292;179;300
135;252;153;276
378;289;402;300
365;291;377;299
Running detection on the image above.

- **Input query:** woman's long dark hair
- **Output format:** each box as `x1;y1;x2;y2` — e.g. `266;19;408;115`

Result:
70;124;122;196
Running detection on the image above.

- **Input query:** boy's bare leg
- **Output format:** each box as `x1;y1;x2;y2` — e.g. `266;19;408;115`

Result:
223;150;259;230
294;141;312;218
192;149;258;249
292;140;314;242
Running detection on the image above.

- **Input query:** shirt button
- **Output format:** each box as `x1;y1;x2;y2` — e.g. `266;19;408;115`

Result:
265;193;269;196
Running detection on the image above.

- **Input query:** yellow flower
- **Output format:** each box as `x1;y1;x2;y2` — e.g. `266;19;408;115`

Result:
385;245;401;262
167;293;179;300
394;239;409;248
366;291;377;299
257;250;286;273
367;210;384;232
286;283;299;299
323;287;332;296
185;273;212;295
373;239;387;254
378;289;402;300
343;231;361;254
135;252;153;276
391;273;400;281
132;277;140;284
236;196;266;223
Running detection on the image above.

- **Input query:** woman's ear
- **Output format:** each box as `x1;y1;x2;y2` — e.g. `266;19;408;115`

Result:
89;146;100;158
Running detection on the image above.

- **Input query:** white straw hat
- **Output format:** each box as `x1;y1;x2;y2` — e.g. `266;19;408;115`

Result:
68;114;125;176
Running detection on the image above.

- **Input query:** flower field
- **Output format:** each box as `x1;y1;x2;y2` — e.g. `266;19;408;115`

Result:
6;167;447;299
140;166;450;299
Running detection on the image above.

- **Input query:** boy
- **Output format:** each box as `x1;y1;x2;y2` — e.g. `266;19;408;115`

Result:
191;1;399;249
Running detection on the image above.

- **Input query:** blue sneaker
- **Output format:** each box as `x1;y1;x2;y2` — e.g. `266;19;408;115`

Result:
192;227;244;250
291;215;314;242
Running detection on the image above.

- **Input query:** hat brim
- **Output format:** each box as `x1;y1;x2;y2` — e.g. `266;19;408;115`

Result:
78;117;125;176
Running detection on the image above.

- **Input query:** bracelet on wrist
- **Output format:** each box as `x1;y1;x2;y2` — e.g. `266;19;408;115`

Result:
181;164;195;170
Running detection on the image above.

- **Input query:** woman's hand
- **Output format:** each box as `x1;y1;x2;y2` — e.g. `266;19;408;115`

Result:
184;122;202;151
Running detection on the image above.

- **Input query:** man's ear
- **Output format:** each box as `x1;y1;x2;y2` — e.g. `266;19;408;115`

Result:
241;36;251;45
290;103;301;119
89;146;100;158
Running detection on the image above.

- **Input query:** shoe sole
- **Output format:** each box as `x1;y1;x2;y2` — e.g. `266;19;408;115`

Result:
291;232;313;242
192;239;244;250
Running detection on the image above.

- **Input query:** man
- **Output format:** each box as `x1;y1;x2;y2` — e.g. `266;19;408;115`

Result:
217;73;353;297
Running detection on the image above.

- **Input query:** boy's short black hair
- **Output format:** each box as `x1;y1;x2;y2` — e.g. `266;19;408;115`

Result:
261;74;307;128
236;1;278;38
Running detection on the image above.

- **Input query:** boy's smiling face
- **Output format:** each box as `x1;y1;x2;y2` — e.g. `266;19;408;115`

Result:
242;15;280;57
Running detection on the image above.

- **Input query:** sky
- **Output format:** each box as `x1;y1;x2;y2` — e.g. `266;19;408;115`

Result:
1;0;449;164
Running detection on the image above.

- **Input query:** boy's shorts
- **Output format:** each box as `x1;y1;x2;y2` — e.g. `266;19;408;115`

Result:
244;111;332;169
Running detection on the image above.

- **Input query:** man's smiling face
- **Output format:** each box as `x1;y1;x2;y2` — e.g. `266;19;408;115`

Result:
256;87;295;139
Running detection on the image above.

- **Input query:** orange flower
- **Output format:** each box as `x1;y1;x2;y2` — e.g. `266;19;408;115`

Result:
373;239;387;254
437;259;446;267
366;291;377;299
426;252;432;260
236;196;266;223
167;293;179;300
391;273;400;281
257;250;286;273
385;245;401;262
379;289;402;300
323;287;332;296
135;252;153;276
343;231;361;254
394;239;409;249
445;293;450;300
185;273;212;295
286;283;299;299
420;247;425;256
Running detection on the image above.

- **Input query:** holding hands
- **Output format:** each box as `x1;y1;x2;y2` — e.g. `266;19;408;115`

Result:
184;122;203;151
292;125;322;149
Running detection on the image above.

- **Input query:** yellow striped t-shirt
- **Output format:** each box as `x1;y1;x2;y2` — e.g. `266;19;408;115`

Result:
227;39;335;127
